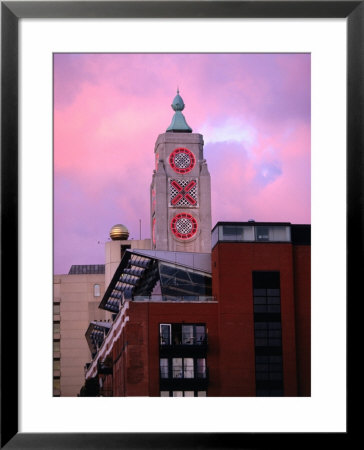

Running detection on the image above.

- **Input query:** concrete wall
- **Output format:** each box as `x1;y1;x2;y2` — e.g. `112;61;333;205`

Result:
53;273;110;396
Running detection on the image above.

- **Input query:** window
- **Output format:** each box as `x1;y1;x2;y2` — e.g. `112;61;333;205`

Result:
53;340;60;353
183;358;194;378
160;358;169;379
184;391;194;397
256;226;270;241
159;323;206;346
53;378;60;391
172;358;183;378
53;322;60;334
53;359;60;371
172;391;183;397
254;322;282;347
253;288;281;314
255;355;283;381
160;324;171;345
160;391;207;397
160;358;206;380
53;303;60;315
197;358;207;378
182;325;194;344
94;284;101;297
252;271;283;397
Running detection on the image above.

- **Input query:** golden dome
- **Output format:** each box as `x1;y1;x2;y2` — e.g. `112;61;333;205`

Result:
109;224;129;241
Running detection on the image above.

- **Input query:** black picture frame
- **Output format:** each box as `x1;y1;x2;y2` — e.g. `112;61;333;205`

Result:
1;1;358;448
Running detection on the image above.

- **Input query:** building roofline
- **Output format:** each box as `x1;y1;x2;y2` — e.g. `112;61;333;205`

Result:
212;221;293;231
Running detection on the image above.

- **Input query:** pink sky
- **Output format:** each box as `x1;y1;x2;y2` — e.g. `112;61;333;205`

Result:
54;53;310;274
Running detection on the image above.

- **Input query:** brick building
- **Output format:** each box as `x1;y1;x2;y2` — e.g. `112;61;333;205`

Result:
82;222;310;397
79;90;310;397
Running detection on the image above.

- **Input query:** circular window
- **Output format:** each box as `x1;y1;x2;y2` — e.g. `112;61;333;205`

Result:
169;148;196;174
171;213;198;240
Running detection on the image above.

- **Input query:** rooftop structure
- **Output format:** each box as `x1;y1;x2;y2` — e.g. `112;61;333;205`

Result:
98;249;213;314
81;221;310;397
166;89;192;133
109;224;129;241
212;222;311;247
68;264;105;275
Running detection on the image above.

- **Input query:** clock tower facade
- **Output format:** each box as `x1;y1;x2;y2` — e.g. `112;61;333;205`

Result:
150;91;211;253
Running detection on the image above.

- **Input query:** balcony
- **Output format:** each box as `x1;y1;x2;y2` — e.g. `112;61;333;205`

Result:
159;336;208;359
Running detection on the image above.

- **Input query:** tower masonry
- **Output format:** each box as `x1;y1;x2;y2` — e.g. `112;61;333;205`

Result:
150;91;212;253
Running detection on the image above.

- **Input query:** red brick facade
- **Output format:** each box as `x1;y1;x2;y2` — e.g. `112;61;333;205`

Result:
212;241;310;396
87;230;310;397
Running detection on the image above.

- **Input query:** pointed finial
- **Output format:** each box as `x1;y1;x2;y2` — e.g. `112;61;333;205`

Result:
166;89;192;133
171;89;185;112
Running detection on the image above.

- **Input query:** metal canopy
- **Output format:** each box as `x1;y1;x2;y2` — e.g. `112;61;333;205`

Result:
85;321;112;357
98;250;212;313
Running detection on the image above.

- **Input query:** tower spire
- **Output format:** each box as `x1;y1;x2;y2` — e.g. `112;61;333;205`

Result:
166;89;192;133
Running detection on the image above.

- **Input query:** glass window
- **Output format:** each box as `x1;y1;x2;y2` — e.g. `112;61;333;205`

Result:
267;288;280;296
256;356;269;363
160;391;170;397
270;373;283;381
197;358;206;378
256;226;270;241
256;372;269;380
269;322;281;330
53;378;60;391
53;341;60;352
254;289;266;296
184;391;194;397
269;338;282;346
182;325;194;344
184;358;194;378
197;391;207;397
254;297;267;305
255;330;267;338
53;359;60;371
256;363;269;372
195;325;206;344
268;330;281;338
267;297;280;305
172;391;183;397
271;226;290;241
53;303;60;315
159;263;212;297
160;358;169;378
94;284;101;297
172;358;183;378
53;322;60;334
160;324;171;345
267;305;281;313
222;225;239;241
